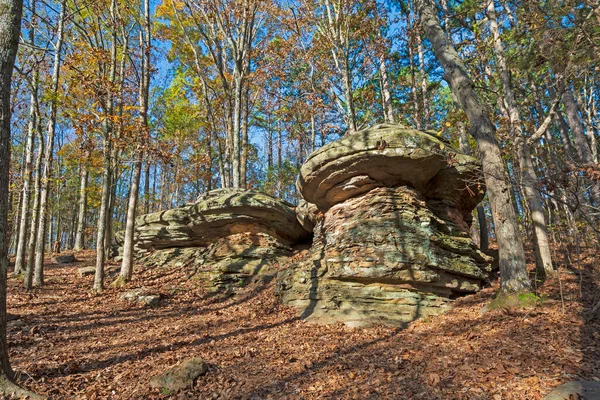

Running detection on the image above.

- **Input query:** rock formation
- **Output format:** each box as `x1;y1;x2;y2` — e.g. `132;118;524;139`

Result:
129;189;309;291
276;123;491;326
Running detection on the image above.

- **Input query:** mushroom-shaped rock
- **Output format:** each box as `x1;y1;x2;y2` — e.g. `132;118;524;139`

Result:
298;123;485;217
135;188;308;251
132;189;310;291
277;124;491;326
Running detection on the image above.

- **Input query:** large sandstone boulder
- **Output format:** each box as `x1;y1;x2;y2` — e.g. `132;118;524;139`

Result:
298;123;484;218
276;123;491;326
130;189;310;291
135;188;308;251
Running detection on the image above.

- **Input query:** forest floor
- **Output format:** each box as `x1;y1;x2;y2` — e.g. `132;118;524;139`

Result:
6;247;600;400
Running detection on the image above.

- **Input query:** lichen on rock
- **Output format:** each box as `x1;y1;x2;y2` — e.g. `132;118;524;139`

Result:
276;123;491;326
122;189;310;291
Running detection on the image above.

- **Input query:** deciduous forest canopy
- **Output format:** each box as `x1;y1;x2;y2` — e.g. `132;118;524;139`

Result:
0;0;599;398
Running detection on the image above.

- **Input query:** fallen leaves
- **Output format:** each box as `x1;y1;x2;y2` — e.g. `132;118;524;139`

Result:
4;249;599;399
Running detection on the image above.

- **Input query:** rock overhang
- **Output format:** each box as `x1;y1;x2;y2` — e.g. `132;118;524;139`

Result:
297;123;485;215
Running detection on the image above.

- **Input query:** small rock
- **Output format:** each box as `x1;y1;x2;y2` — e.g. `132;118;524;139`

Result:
77;266;96;277
120;289;144;301
121;290;160;307
149;357;207;392
55;254;76;264
544;381;600;400
138;295;160;307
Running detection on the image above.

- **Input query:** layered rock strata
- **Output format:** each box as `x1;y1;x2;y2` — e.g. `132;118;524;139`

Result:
128;189;309;291
276;123;491;326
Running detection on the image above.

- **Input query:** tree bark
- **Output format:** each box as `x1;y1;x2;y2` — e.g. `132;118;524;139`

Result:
14;69;38;274
120;0;151;283
459;126;489;250
417;0;531;293
487;0;553;275
24;115;43;291
94;0;118;293
379;55;395;123
0;1;44;396
73;163;88;250
33;0;66;287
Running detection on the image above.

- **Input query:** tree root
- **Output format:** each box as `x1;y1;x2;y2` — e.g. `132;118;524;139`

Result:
0;375;45;399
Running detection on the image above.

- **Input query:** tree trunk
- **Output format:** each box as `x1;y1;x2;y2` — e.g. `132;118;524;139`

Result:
14;69;38;274
416;28;429;129
342;54;357;132
231;72;242;189
33;0;66;287
379;55;395;123
24;118;43;290
0;0;44;396
417;0;531;293
487;0;553;275
94;0;118;293
73;164;88;250
459;125;489;250
144;161;150;214
120;0;150;283
560;84;600;207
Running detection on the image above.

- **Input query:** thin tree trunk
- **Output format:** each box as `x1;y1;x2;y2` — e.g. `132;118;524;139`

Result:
144;161;150;214
459;125;489;250
379;55;395;123
14;68;38;274
94;0;118;293
231;72;242;189
74;164;88;250
487;0;553;275
416;28;429;129
24;117;43;290
120;0;150;283
33;0;66;287
418;0;531;293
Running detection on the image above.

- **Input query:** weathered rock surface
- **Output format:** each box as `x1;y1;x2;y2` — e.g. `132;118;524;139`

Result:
55;254;76;264
277;124;491;326
544;381;600;400
295;200;320;233
77;267;96;277
149;357;207;392
298;123;484;215
135;189;308;252
121;289;161;307
128;189;309;291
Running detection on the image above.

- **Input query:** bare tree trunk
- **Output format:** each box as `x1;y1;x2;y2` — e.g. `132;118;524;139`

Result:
24;118;43;290
459;125;489;250
73;164;87;250
231;72;242;189
14;69;38;274
120;0;150;283
342;53;357;132
379;55;395;123
240;83;249;189
33;0;66;287
94;0;118;293
561;85;596;165
416;28;429;129
267;113;273;168
487;0;553;275
144;161;150;214
0;0;21;379
0;0;44;396
418;0;531;293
